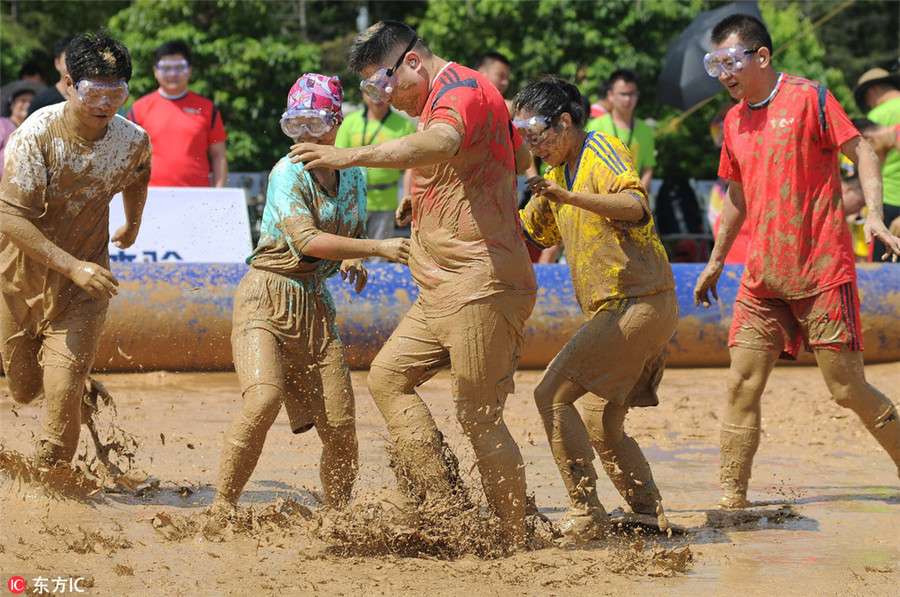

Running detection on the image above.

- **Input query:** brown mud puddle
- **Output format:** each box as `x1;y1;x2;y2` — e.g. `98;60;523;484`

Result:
1;365;898;595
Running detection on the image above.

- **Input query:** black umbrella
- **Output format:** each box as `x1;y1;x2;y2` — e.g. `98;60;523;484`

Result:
657;1;764;111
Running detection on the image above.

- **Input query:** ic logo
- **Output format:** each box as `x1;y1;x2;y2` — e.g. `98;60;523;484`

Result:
7;576;26;594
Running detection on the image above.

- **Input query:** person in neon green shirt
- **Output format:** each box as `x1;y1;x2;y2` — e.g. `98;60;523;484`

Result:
855;68;900;261
585;69;655;191
335;93;414;242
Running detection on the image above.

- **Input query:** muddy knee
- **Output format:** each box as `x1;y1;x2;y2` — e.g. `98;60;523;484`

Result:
228;384;282;447
319;423;359;470
367;364;417;407
533;376;558;418
828;381;879;412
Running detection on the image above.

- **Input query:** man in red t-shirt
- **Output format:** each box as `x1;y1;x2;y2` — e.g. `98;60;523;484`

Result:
128;40;227;187
694;14;900;510
291;20;536;547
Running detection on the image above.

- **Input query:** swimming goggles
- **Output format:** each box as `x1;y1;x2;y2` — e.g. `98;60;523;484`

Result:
703;44;760;77
513;115;553;146
280;108;336;139
155;59;190;76
75;80;130;108
359;35;419;103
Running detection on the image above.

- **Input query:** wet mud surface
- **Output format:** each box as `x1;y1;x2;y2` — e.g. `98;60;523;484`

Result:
1;365;898;596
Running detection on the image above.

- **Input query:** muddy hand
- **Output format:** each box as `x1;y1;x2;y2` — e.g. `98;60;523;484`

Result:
871;217;900;263
340;259;368;294
396;195;412;227
70;261;118;299
525;176;568;203
889;215;900;238
379;238;410;265
693;262;722;307
111;222;141;249
289;143;353;170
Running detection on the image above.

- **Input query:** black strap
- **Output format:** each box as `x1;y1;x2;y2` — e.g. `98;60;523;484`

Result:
361;106;391;145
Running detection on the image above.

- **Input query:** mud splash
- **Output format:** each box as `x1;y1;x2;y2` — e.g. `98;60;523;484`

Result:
151;497;314;543
0;446;101;500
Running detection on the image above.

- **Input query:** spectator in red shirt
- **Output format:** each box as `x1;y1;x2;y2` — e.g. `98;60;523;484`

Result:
694;14;900;510
128;40;228;187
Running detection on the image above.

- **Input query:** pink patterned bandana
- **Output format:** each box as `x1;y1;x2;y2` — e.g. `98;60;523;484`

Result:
285;73;343;122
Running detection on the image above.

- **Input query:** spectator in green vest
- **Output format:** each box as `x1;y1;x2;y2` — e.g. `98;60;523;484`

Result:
855;68;900;261
586;69;655;190
335;93;414;247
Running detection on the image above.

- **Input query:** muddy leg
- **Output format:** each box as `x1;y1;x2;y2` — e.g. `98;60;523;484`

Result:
719;423;761;509
213;383;282;507
719;347;778;507
534;371;608;540
816;350;900;478
868;406;900;478
459;414;528;547
35;365;89;465
317;423;358;509
367;364;452;501
584;399;663;517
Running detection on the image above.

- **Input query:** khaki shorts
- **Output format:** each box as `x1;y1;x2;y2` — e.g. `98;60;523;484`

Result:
548;289;678;409
0;292;107;381
231;268;354;433
370;291;535;424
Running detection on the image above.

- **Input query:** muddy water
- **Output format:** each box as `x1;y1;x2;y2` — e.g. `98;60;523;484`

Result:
1;365;898;596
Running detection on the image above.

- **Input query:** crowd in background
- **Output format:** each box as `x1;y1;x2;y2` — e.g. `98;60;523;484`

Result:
3;31;899;265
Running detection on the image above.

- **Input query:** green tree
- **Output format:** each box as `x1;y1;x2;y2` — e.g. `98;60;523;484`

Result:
419;0;866;181
419;0;701;112
1;0;885;176
1;0;130;85
656;1;858;180
787;0;899;86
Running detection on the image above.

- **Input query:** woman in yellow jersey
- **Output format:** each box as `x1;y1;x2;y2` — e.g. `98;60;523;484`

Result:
515;77;678;541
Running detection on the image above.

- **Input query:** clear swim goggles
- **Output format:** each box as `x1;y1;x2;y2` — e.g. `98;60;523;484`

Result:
359;35;419;103
280;108;337;139
75;79;130;108
703;44;760;77
512;115;553;146
155;59;190;76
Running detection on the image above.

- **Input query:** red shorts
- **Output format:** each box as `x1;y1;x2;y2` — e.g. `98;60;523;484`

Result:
728;281;863;359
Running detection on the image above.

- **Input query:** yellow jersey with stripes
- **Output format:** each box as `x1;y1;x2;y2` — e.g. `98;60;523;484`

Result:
520;131;674;314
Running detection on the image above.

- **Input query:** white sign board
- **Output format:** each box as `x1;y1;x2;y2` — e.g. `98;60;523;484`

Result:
108;187;253;263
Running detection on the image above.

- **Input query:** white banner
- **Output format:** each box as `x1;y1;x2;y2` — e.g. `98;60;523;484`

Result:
108;187;253;263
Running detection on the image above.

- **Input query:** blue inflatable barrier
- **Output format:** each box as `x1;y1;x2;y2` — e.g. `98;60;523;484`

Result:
96;263;900;371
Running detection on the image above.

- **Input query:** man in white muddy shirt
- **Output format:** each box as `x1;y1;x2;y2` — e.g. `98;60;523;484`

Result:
0;32;151;466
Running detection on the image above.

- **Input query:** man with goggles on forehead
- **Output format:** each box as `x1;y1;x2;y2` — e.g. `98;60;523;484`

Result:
290;20;536;549
128;40;228;188
694;14;900;511
0;32;151;469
